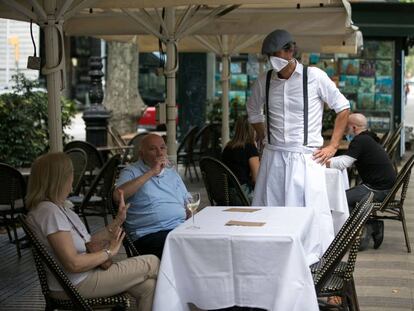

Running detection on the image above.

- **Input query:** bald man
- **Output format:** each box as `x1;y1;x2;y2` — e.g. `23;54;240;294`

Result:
327;113;396;249
114;134;190;258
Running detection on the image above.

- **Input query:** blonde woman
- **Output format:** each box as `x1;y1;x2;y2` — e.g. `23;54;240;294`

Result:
222;116;260;199
26;152;159;311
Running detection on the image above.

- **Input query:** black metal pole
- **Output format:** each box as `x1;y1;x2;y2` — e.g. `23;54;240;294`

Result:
82;56;111;147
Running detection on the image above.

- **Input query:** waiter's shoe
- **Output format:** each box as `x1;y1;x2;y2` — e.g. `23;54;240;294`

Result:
372;220;384;249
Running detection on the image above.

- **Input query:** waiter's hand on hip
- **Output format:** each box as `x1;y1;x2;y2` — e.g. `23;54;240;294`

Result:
313;145;337;165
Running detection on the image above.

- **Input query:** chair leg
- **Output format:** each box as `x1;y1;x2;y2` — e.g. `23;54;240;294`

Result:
192;160;199;181
186;163;194;183
82;214;91;233
400;208;411;253
5;224;12;242
11;221;22;258
103;211;108;226
347;278;360;311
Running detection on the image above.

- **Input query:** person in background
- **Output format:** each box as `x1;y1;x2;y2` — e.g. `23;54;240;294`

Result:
247;29;350;252
26;152;159;311
404;82;410;105
222;115;260;201
327;113;397;249
114;134;190;259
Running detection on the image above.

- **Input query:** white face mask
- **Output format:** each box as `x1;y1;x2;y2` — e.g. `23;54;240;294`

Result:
269;56;294;72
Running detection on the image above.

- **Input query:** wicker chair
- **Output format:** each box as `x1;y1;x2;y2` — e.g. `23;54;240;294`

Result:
383;123;402;151
199;157;250;206
370;154;414;252
313;193;374;311
311;192;375;274
193;124;215;162
69;155;121;233
379;130;390;147
64;141;105;189
108;125;127;148
18;215;130;311
107;187;140;258
65;148;88;196
177;126;199;182
0;163;27;257
121;132;149;165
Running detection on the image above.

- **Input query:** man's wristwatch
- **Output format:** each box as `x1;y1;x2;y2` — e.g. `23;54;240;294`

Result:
103;248;112;259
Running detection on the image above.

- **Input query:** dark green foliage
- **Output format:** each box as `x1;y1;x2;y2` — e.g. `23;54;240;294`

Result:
0;74;76;167
322;107;337;132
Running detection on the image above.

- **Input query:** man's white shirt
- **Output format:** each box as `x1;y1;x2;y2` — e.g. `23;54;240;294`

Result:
247;62;349;147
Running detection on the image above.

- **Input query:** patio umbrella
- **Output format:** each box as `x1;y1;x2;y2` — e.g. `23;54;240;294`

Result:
75;1;361;147
0;0;360;157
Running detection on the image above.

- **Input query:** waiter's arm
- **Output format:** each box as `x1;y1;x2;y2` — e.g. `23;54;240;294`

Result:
251;122;265;143
313;108;350;165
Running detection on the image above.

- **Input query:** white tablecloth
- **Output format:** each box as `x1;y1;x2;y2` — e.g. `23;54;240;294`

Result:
153;206;320;311
325;168;350;234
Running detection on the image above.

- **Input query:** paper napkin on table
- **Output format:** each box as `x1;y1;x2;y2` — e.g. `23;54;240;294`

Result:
223;208;261;213
225;220;265;227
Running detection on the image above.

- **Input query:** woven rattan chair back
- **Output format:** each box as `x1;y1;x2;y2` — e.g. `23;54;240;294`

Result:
64;140;104;176
371;154;414;252
65;148;87;196
200;157;250;206
108;186;140;258
383;123;402;150
108;125;127;147
79;154;121;232
379;130;390;147
0;163;27;257
320;192;374;265
177;126;199;157
193;124;214;160
19;215;129;311
314;193;374;294
385;131;401;158
121;132;149;164
177;126;200;182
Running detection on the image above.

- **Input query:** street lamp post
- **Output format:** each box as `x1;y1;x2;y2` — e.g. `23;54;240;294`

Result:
82;56;111;147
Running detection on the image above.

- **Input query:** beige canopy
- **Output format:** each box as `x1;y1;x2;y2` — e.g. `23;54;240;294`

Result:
0;0;361;155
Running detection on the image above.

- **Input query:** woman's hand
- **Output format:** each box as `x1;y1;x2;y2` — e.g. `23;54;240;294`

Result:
108;228;126;257
115;189;129;224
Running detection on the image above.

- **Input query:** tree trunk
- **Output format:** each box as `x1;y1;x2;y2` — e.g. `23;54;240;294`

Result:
104;40;144;135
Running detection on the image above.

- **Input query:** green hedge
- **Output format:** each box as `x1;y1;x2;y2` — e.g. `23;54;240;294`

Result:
0;74;76;167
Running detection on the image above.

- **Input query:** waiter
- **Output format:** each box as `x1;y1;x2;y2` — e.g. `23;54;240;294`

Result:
247;29;350;252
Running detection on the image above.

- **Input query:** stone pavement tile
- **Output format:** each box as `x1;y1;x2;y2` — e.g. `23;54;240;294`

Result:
361;307;412;311
357;285;411;299
358;295;413;310
355;268;414;279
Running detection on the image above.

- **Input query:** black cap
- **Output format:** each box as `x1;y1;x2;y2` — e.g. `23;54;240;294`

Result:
261;29;294;55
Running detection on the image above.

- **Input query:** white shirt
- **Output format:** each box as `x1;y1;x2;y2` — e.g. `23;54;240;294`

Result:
247;63;349;148
27;201;91;291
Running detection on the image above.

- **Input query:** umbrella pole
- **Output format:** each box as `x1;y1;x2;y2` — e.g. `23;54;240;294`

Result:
165;7;177;163
221;35;230;148
44;0;63;152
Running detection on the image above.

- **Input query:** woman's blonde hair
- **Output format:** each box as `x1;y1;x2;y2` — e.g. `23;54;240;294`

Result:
26;152;73;210
226;115;256;149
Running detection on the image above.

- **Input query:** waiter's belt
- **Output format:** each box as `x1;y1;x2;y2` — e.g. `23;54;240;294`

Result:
265;143;318;154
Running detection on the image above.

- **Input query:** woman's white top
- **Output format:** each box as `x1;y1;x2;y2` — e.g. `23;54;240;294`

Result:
27;201;91;291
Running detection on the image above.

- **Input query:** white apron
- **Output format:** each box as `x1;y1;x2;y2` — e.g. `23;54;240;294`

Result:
252;143;334;256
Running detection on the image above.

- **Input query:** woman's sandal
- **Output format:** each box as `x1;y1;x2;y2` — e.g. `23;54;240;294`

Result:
327;296;342;305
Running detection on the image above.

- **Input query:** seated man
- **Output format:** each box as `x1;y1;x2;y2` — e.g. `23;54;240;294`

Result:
114;134;190;259
327;113;397;249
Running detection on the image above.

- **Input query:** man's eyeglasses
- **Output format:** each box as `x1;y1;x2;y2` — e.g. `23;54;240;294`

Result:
282;42;295;51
